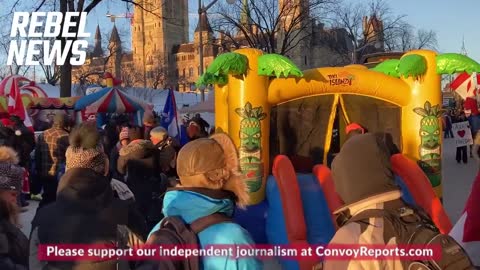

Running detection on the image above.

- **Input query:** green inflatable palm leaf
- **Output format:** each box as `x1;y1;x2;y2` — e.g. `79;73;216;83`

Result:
196;72;227;86
206;52;248;76
370;59;400;78
436;53;480;74
258;54;303;78
397;54;427;78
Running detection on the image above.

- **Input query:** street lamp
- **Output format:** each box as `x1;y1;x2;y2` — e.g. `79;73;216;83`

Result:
198;0;236;101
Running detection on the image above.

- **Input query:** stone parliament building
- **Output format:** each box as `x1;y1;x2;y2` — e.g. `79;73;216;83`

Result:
73;0;383;92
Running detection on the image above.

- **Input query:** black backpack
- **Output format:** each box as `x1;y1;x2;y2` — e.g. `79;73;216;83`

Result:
346;206;475;270
137;213;232;270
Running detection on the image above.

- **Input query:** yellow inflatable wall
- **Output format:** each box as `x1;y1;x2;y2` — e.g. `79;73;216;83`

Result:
215;48;456;204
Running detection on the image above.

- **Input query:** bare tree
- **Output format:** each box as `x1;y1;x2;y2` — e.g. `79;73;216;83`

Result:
150;66;167;90
2;0;164;97
123;87;159;103
72;34;123;95
122;65;144;87
212;0;337;55
0;33;31;76
328;0;437;63
328;0;407;63
384;22;437;52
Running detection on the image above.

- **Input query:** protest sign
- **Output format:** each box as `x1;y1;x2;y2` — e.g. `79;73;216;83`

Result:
452;121;473;147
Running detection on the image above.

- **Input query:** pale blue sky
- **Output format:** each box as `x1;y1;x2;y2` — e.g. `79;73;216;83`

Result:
3;0;480;61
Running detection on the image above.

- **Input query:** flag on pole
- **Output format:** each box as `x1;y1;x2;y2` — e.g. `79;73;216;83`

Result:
450;72;479;99
161;89;180;139
0;75;34;131
450;172;480;266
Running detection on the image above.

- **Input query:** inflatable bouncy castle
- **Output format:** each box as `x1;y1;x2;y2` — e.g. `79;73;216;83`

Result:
197;49;480;269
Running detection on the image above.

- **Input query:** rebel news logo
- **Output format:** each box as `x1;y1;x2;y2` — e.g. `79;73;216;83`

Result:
7;12;90;66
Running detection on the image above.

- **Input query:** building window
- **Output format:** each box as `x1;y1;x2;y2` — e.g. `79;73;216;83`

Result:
189;67;193;77
304;55;307;65
182;68;186;77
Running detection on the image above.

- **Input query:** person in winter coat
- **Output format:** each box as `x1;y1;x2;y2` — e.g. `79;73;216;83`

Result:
117;139;169;231
450;132;480;268
0;121;15;148
149;126;180;177
109;127;130;181
323;133;414;270
186;116;209;141
9;115;35;168
147;133;261;270
453;111;469;164
444;111;454;138
142;112;157;140
0;146;29;270
35;112;70;208
10;115;35;207
29;123;145;270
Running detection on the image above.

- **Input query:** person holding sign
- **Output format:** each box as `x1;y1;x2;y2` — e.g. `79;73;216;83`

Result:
452;111;473;164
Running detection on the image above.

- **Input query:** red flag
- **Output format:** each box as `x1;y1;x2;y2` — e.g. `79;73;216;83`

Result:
0;75;34;131
450;72;480;99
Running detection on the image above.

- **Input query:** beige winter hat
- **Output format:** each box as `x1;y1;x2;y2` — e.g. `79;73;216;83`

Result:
176;133;249;208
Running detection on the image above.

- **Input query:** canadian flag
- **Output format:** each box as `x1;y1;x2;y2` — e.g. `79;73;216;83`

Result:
450;72;480;99
450;171;480;266
0;75;34;131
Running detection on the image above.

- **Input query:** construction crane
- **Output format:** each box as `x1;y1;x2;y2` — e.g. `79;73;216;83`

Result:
106;13;134;24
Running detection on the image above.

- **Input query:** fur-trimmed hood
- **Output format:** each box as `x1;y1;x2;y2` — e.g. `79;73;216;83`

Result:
119;140;155;157
0;146;19;164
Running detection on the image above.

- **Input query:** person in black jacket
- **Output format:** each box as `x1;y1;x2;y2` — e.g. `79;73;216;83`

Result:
0;146;29;270
30;123;145;270
454;111;469;164
117;140;169;231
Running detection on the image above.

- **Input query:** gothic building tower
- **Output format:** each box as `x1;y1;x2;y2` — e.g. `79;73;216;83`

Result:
108;25;123;80
132;0;189;88
91;25;103;58
362;15;384;50
277;0;311;69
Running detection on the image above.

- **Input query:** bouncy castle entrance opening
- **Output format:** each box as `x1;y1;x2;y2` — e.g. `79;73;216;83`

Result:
270;94;401;171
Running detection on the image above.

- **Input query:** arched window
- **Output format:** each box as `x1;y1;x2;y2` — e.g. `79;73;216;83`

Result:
182;68;186;77
189;67;194;77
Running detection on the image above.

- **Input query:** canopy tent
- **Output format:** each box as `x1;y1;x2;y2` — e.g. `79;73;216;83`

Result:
29;97;80;110
74;87;153;126
20;82;48;97
74;87;152;113
179;91;215;113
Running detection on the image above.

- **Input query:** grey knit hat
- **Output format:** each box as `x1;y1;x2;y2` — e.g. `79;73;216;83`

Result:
0;146;23;191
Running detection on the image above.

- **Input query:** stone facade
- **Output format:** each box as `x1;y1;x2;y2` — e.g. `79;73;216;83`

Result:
74;0;384;91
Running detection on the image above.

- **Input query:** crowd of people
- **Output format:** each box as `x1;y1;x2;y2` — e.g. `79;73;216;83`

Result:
0;109;478;270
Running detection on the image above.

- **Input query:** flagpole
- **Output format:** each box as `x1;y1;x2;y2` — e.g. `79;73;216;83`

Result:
171;88;181;139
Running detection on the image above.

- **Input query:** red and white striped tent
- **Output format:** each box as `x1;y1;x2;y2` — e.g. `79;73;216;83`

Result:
20;81;48;98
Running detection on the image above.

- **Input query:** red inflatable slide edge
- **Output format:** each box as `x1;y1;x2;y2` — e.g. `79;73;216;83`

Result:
390;154;452;234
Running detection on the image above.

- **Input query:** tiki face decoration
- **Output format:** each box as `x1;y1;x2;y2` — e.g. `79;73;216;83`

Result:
235;102;267;193
236;102;265;153
413;101;444;187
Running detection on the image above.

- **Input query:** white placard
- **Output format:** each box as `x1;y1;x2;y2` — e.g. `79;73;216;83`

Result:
452;121;473;147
